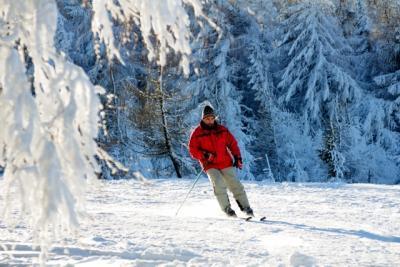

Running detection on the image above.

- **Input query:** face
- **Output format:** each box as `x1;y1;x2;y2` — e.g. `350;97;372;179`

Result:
202;116;215;126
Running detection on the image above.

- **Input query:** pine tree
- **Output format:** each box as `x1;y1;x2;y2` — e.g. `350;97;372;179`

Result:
337;0;374;81
273;110;327;182
373;27;400;132
274;2;362;180
247;30;279;180
334;0;400;182
55;0;95;70
277;3;361;123
349;96;400;183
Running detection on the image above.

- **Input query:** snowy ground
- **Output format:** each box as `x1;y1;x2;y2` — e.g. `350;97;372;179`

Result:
0;177;399;266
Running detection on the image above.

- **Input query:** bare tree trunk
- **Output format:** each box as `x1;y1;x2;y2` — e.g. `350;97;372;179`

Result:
159;68;182;178
110;66;124;141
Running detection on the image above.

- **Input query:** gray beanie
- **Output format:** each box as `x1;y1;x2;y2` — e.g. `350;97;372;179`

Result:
202;105;215;119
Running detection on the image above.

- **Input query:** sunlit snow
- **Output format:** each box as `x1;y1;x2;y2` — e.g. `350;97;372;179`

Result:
1;177;399;266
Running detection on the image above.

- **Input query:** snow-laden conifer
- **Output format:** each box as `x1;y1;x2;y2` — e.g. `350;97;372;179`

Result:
246;30;279;180
374;69;400;130
276;2;361;124
273;2;364;180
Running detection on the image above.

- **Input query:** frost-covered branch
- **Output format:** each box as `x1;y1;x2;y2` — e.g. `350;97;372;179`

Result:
92;0;217;75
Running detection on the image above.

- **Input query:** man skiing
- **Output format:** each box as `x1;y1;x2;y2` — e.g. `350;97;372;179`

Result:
188;104;254;217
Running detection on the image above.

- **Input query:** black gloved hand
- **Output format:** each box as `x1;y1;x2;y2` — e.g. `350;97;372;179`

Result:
203;152;215;163
233;156;243;169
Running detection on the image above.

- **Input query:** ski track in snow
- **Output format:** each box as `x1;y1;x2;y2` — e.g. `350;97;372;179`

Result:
0;178;399;266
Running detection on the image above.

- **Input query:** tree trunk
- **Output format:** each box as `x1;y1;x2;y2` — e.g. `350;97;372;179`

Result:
158;71;182;178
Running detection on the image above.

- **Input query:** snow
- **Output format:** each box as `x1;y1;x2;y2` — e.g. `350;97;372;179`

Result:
1;177;399;266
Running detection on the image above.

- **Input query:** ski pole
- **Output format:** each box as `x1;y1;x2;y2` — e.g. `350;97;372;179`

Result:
175;168;204;217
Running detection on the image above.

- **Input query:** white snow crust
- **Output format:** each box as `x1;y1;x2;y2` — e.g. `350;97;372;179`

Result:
1;178;399;266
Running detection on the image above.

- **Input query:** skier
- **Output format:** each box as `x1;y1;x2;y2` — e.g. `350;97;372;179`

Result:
188;104;254;217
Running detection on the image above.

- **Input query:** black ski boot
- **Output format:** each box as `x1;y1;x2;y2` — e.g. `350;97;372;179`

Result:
243;207;254;217
224;207;237;217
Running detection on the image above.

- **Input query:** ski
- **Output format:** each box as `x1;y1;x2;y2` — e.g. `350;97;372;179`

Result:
240;216;266;222
249;216;266;222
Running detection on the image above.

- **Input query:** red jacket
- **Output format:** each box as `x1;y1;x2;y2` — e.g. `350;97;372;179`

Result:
189;121;241;171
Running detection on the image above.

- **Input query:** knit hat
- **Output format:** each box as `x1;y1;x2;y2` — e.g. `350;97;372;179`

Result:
202;105;215;119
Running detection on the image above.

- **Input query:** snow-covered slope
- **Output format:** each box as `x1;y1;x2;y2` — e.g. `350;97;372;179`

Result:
1;178;399;266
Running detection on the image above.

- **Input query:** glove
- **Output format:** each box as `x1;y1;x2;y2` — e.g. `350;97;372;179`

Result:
233;156;243;169
203;152;215;163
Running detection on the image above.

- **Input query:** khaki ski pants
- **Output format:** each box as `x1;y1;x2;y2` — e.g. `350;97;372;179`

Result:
206;167;250;212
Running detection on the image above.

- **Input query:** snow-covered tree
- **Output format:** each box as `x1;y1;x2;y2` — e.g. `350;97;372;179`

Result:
246;29;279;180
373;70;400;130
273;2;363;180
217;39;255;179
55;0;95;70
347;96;400;183
336;0;374;82
276;2;361;124
273;109;327;182
329;0;400;182
372;25;400;131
